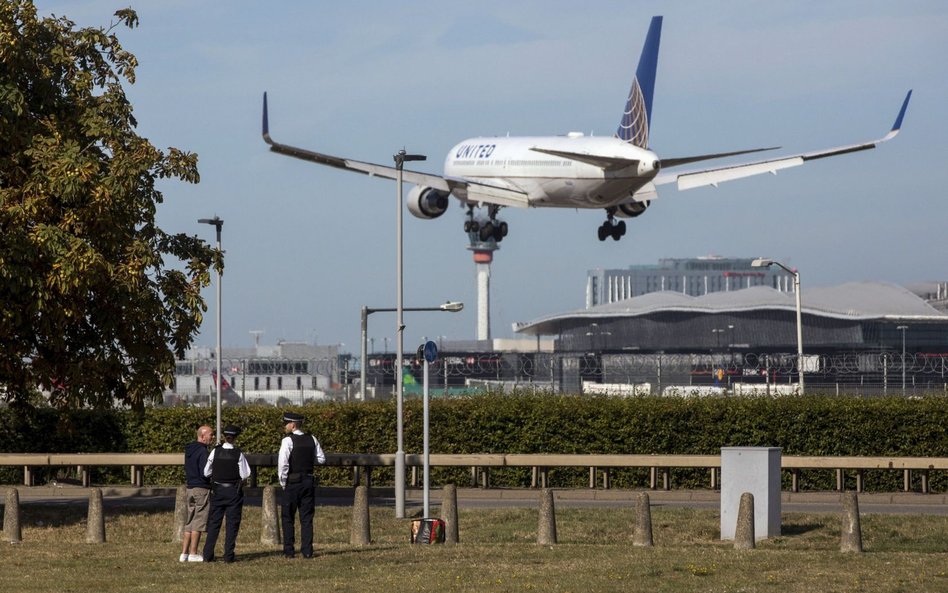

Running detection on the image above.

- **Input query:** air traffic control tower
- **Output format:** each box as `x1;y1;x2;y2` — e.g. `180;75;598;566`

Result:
467;232;499;340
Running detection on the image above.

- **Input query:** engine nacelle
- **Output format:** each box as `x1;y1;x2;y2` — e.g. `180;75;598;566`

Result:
406;186;451;220
617;200;650;218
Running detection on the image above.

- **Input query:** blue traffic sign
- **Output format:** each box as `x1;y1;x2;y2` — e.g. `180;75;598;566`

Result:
423;340;438;363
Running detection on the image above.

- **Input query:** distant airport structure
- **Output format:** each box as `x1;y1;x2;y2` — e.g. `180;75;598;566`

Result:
468;231;500;340
586;256;793;307
518;281;948;355
167;254;948;402
170;342;342;406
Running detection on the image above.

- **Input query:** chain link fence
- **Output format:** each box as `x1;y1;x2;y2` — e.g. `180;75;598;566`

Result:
165;351;948;404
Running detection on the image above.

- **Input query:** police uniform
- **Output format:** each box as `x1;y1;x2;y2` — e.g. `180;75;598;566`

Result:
278;412;326;558
202;425;251;563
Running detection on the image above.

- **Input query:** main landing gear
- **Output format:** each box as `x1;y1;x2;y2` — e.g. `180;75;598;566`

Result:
598;207;626;241
464;204;508;243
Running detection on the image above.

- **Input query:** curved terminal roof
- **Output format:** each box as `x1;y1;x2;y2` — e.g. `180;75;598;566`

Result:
515;282;948;336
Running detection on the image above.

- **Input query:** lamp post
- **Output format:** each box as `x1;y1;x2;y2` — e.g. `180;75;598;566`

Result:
752;258;804;394
198;216;224;443
897;325;908;396
394;149;426;519
360;302;464;401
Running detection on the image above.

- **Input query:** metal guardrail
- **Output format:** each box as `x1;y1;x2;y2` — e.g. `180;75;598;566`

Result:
1;453;945;494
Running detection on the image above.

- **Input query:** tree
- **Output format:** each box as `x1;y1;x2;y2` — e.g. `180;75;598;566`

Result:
0;2;218;411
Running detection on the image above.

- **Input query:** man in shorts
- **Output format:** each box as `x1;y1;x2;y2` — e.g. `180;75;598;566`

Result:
180;424;213;562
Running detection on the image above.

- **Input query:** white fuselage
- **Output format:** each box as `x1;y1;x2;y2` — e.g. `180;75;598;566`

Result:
443;135;659;208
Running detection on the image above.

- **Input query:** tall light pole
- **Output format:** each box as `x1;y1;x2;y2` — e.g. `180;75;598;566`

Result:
198;217;224;443
897;325;908;396
360;302;463;401
752;258;804;394
394;149;426;519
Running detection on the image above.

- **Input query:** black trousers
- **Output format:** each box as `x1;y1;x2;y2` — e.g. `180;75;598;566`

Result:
281;475;315;557
203;484;244;562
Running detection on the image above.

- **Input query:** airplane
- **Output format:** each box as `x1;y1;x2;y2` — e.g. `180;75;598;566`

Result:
261;15;911;243
210;370;242;406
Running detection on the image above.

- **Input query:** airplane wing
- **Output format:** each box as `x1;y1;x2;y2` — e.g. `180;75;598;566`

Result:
262;93;530;207
653;90;912;191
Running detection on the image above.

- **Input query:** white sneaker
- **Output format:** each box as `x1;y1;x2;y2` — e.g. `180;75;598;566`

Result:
179;553;188;562
187;555;204;562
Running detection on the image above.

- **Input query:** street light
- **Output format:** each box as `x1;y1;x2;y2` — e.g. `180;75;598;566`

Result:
360;301;464;401
198;216;224;443
751;258;804;394
897;325;908;396
394;149;426;519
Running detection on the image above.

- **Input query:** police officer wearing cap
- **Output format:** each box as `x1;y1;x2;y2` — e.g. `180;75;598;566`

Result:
278;412;326;558
202;425;251;563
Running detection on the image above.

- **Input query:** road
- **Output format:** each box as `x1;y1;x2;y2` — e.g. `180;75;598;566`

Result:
3;484;946;515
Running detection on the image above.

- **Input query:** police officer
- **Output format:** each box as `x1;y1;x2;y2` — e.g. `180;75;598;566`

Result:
278;412;326;558
202;425;251;563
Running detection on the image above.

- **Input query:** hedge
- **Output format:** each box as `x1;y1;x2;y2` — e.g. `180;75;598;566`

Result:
1;393;945;491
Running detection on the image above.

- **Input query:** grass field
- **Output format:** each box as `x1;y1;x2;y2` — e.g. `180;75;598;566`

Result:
1;501;946;592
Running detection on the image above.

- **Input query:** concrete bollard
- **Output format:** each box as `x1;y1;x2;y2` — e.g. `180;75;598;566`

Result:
86;487;106;544
840;491;863;553
172;485;187;543
349;485;371;546
537;488;557;545
734;492;755;550
3;488;22;544
441;484;459;544
632;491;653;547
261;486;281;545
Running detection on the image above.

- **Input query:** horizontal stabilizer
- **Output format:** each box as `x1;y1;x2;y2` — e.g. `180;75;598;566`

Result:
529;147;639;171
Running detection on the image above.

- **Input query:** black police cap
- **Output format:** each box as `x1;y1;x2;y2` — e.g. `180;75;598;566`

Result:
283;412;304;425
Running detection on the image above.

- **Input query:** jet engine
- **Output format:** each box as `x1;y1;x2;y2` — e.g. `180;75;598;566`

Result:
406;186;451;220
617;200;650;218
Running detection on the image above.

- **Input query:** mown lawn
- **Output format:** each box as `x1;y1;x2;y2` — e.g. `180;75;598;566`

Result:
1;502;946;592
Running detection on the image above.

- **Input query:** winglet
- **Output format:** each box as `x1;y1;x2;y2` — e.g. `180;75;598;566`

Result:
890;89;912;132
262;91;273;145
883;90;912;141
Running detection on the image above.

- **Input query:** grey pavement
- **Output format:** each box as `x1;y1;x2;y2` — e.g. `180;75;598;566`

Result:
2;484;946;515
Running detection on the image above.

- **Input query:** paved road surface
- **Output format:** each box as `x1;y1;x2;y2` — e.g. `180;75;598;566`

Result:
3;485;946;515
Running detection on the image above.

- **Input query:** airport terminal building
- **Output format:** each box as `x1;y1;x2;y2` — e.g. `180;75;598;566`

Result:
586;256;794;307
518;281;948;355
514;280;948;393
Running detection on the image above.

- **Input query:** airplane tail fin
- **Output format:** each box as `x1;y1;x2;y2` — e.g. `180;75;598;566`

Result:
615;15;662;148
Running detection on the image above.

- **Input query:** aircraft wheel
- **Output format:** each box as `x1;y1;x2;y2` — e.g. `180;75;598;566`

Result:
463;220;472;233
611;226;623;241
479;222;495;242
498;221;508;237
616;220;627;236
597;225;608;241
470;221;480;233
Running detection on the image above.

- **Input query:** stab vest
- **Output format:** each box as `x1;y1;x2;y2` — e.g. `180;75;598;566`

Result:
211;445;241;483
288;433;315;475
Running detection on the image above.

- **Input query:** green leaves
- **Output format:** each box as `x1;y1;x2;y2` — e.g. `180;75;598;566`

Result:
0;2;213;411
0;394;945;491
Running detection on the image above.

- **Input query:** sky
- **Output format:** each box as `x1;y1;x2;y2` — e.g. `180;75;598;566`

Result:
35;1;948;354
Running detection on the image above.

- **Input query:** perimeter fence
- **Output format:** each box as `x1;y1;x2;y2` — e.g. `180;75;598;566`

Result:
166;351;948;404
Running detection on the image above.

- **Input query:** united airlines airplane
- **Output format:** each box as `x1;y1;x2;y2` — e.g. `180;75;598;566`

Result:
262;16;911;243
